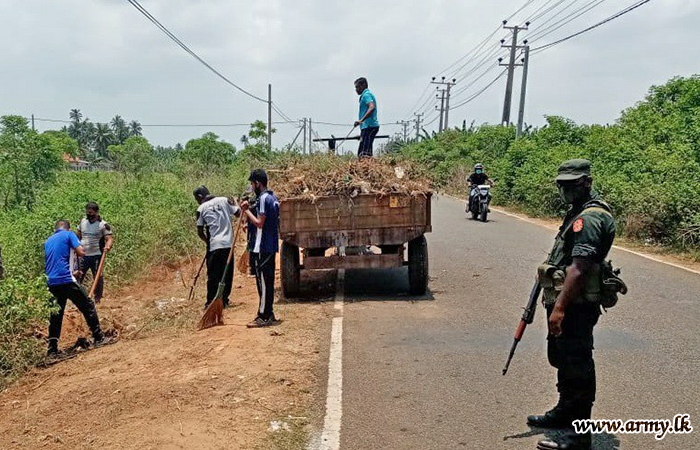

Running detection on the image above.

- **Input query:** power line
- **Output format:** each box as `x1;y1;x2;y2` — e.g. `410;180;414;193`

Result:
125;0;267;103
532;0;655;53
30;117;298;128
527;0;610;43
449;69;508;111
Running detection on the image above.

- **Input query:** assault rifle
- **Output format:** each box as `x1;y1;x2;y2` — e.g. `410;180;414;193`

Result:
502;280;541;376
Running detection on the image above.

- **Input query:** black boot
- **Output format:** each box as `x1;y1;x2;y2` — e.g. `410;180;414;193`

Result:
47;338;59;357
527;400;574;428
537;431;591;450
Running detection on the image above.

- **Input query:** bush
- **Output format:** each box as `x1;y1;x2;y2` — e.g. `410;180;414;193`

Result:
400;75;700;251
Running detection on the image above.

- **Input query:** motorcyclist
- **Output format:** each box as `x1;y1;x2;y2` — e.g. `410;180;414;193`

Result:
467;164;493;211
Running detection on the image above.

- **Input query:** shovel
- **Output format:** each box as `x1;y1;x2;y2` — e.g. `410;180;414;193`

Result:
88;248;109;301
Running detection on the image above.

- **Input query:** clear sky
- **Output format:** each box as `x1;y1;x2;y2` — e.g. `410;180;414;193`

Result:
1;0;697;148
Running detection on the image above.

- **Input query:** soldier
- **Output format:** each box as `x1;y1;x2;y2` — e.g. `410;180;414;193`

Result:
528;159;616;450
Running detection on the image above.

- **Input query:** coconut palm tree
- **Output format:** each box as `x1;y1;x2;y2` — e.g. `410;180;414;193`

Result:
93;123;114;158
129;120;143;137
110;115;129;144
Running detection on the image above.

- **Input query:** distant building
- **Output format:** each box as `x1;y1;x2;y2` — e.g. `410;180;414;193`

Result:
62;154;91;171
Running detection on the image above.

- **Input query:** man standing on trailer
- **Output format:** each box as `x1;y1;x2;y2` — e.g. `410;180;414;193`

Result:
354;77;380;158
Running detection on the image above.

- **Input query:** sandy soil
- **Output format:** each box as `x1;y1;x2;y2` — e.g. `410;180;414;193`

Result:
0;259;330;450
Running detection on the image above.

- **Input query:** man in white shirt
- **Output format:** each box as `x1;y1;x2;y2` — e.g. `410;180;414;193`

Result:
76;202;113;302
194;186;241;308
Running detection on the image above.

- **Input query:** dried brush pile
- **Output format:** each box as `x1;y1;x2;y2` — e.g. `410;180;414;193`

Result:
269;155;433;200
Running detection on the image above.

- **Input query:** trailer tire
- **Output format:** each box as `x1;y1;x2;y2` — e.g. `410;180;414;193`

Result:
408;235;429;296
281;242;301;298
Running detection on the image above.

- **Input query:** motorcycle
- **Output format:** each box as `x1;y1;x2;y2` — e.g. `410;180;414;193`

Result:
466;184;491;222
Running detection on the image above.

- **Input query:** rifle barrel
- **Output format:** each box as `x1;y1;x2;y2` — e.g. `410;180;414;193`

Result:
502;337;521;376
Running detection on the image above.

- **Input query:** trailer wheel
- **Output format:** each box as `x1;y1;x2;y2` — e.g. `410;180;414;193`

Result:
408;235;429;295
281;242;301;298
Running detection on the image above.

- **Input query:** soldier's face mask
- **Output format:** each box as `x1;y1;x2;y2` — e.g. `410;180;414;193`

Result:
557;180;588;204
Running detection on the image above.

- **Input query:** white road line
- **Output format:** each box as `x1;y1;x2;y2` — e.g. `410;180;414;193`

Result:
442;193;700;277
318;269;345;450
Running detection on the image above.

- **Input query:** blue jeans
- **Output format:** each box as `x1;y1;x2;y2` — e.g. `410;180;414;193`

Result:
358;126;379;158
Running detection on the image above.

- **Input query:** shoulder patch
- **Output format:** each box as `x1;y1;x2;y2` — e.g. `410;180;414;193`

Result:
573;218;584;233
104;223;111;231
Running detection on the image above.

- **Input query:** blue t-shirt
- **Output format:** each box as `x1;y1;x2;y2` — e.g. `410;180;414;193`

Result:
253;190;280;254
358;88;379;129
45;229;81;287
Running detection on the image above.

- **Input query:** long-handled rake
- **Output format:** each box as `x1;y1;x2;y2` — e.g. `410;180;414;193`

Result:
187;255;207;303
333;124;357;154
198;217;245;330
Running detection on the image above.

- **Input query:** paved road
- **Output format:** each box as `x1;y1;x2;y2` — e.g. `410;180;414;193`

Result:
338;195;700;449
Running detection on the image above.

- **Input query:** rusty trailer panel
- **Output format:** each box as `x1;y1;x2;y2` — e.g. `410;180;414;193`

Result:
280;193;432;248
303;253;404;270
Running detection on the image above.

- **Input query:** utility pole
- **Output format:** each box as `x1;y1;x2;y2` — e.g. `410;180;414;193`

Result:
267;84;272;150
517;45;530;138
308;118;313;153
397;120;410;142
302;118;307;154
413;112;423;139
435;89;446;132
431;76;457;131
31;114;35;131
499;21;529;125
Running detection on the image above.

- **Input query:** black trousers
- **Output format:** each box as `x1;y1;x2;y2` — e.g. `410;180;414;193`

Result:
254;252;275;320
358;126;379;158
546;303;600;417
206;247;233;307
78;254;104;301
48;282;103;348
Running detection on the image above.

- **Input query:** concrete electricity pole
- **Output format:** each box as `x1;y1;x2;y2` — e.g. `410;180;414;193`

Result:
302;118;307;154
397;120;411;142
431;77;457;131
517;45;530;138
435;89;446;132
308;118;313;153
499;21;529;125
267;84;272;149
413;113;423;139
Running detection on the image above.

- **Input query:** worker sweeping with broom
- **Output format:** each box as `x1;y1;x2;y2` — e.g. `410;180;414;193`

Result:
193;186;242;310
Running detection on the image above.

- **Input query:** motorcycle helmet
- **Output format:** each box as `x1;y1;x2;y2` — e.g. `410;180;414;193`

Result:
474;163;484;174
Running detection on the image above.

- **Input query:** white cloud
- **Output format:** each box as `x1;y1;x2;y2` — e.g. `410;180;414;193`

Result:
0;0;697;146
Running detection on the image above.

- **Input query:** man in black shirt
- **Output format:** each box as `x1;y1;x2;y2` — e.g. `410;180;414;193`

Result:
467;163;493;210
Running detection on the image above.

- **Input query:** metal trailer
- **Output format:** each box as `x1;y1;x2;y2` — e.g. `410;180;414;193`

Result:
279;192;431;297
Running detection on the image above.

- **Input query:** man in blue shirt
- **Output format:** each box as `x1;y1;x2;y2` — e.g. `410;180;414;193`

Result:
354;77;380;158
44;220;105;356
242;169;280;328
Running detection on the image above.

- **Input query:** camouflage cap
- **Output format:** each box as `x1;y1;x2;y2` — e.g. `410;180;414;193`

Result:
556;159;591;182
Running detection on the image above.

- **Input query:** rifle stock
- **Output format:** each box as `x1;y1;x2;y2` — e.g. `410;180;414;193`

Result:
502;280;541;375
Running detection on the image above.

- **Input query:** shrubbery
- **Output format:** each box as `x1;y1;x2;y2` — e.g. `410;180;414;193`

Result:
400;76;700;251
0;121;272;386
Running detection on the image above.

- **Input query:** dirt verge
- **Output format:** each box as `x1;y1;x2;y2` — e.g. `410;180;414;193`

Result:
0;260;330;450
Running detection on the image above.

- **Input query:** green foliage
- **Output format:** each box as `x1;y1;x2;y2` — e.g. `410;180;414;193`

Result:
108;136;155;177
178;132;236;177
0;276;54;384
0;169;244;386
400;75;700;251
0;116;66;210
